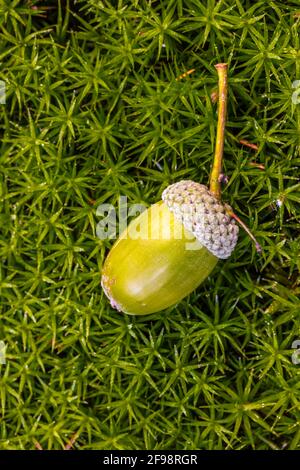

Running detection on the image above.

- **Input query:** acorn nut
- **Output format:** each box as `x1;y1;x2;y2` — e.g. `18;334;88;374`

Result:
101;181;239;315
101;63;260;316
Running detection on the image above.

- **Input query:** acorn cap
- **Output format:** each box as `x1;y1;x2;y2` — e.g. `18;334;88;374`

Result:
162;180;239;259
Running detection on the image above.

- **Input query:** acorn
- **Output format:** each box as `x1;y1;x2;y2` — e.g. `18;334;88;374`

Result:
101;64;260;315
101;181;239;314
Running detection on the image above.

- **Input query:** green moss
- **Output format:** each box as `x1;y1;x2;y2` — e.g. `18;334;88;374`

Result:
0;0;299;450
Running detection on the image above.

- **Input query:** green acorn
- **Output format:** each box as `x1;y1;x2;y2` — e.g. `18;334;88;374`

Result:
101;181;239;315
101;63;259;315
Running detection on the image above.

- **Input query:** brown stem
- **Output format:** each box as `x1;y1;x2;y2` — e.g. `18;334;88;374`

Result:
209;63;228;200
225;206;262;253
209;64;261;254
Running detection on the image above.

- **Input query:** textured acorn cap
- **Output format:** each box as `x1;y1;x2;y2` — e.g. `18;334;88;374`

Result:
162;180;239;259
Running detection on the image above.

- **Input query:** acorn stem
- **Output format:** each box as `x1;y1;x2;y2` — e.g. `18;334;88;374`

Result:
209;63;228;200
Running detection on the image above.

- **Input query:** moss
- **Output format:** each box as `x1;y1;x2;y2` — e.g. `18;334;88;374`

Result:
0;0;299;450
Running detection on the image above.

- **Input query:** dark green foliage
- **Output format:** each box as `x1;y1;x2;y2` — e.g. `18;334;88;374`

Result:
0;0;299;450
